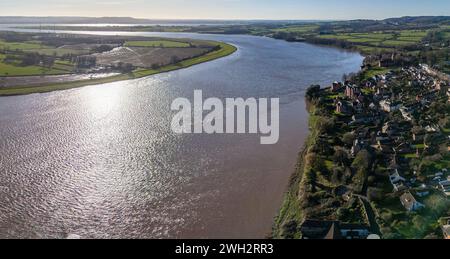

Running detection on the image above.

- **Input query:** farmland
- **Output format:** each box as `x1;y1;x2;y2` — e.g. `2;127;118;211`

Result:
124;40;191;48
0;53;69;76
0;37;92;76
0;39;88;56
94;47;209;68
317;30;429;50
271;25;319;34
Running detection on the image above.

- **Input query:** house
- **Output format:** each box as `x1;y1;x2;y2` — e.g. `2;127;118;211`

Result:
352;100;364;113
438;180;450;196
380;100;401;112
351;114;377;125
331;81;343;92
377;138;394;153
300;220;338;239
394;142;413;155
336;101;349;114
339;224;371;240
442;219;450;239
300;220;371;240
400;192;425;212
351;139;365;157
443;225;450;239
324;222;342;239
425;125;439;133
400;107;413;121
376;131;390;142
389;170;407;192
382;122;399;136
345;85;361;99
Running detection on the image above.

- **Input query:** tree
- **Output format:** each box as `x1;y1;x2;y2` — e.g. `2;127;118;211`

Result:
412;126;424;135
412;215;426;234
337;207;350;221
306;85;321;101
342;132;355;147
43;56;55;69
367;187;383;202
20;52;41;66
331;167;343;184
281;220;298;239
315;116;336;134
333;147;348;167
352;149;371;171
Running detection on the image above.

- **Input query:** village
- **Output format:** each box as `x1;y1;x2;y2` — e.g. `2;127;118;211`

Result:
293;63;450;239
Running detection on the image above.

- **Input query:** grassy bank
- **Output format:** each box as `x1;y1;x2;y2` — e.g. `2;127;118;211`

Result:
273;103;320;239
273;147;308;239
0;41;236;96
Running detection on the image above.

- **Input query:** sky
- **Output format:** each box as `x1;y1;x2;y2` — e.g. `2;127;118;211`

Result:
1;0;450;20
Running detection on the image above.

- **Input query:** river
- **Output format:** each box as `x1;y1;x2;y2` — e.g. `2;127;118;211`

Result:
0;29;363;239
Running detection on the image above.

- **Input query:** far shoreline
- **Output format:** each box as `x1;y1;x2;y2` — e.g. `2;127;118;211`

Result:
0;41;237;97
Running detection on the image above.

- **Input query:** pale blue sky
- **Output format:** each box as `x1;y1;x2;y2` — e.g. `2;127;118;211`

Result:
1;0;449;20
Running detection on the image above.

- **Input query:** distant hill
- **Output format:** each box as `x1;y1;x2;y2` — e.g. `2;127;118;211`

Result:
382;16;450;25
0;16;144;24
0;16;245;25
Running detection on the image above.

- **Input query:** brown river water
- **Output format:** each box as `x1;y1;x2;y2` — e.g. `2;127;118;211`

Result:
0;30;363;239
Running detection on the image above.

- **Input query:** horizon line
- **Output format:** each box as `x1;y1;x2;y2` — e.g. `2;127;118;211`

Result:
0;15;448;22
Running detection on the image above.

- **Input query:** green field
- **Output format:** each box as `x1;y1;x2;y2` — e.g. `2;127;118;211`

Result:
124;40;191;48
383;40;417;47
272;25;319;33
0;38;80;76
0;39;89;57
317;30;428;51
0;40;44;50
52;60;75;72
0;41;237;96
355;45;394;53
0;53;69;76
361;67;392;79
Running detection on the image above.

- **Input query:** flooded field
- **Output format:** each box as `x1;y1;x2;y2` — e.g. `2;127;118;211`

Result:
94;46;210;68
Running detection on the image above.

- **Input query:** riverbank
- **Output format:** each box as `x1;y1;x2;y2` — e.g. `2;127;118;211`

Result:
272;102;322;238
0;41;236;96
